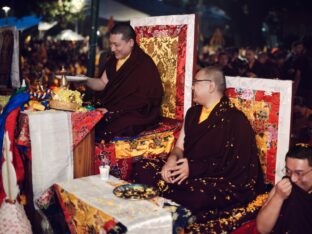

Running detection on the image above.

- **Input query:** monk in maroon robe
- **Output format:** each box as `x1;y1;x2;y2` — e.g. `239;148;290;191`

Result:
132;67;264;233
86;23;163;141
257;144;312;234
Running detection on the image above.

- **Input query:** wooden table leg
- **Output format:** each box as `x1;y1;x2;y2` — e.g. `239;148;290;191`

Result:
73;129;95;178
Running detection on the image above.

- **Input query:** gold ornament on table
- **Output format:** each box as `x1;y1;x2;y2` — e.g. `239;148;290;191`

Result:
60;66;69;88
49;67;83;111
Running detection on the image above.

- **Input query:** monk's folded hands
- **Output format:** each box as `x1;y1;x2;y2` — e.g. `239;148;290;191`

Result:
161;156;177;183
170;158;190;185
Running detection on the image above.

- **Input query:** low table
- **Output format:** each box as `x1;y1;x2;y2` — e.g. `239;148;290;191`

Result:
17;110;103;178
53;175;194;234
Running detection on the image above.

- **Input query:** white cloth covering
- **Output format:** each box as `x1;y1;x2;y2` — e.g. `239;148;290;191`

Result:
27;110;73;205
57;175;173;234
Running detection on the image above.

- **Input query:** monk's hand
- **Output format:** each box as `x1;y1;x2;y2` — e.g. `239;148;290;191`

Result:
161;155;177;183
170;158;189;185
275;178;292;200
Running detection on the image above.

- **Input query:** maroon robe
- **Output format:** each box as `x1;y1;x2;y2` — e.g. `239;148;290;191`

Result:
132;96;264;232
95;44;163;141
272;182;312;234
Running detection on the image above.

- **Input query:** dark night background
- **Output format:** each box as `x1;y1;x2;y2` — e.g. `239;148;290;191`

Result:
1;0;312;49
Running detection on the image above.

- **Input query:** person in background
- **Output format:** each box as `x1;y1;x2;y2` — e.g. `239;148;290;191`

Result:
217;52;236;76
245;47;263;78
257;52;277;78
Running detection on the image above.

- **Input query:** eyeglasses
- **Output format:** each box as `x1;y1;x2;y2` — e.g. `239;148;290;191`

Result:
192;79;212;84
282;167;312;179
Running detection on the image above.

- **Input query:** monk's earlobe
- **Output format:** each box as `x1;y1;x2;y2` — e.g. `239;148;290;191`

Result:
209;81;216;93
129;39;135;47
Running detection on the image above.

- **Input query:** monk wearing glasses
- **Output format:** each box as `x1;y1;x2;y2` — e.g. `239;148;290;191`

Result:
132;66;264;233
257;144;312;234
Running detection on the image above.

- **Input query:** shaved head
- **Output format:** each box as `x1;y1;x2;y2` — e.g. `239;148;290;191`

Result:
200;66;226;93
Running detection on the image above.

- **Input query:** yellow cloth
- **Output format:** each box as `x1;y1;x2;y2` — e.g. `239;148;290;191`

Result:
116;53;131;71
198;101;219;123
115;131;175;159
54;184;115;233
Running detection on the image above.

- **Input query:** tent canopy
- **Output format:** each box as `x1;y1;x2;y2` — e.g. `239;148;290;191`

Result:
38;21;57;31
55;29;84;41
0;16;41;31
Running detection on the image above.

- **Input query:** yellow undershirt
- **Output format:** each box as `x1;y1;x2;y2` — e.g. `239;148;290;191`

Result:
116;53;131;71
198;101;219;123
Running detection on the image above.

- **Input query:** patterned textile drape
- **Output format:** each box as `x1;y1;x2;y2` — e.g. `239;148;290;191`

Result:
225;76;292;184
131;14;196;120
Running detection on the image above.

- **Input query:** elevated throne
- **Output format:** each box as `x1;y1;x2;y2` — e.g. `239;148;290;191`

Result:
94;14;197;179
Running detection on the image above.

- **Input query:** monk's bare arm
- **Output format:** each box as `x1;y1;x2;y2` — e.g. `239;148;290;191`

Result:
168;122;190;184
161;122;185;183
168;122;185;161
86;70;109;91
256;178;292;234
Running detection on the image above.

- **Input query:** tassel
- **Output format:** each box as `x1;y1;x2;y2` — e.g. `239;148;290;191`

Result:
2;131;19;201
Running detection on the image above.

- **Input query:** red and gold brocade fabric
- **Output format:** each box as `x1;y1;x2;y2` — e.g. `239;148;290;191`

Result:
226;89;280;184
54;184;126;234
71;110;103;146
95;118;182;180
134;25;188;120
225;77;292;184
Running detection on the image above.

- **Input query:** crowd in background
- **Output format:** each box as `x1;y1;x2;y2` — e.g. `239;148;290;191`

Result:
20;37;312;146
197;41;312;105
21;39;89;83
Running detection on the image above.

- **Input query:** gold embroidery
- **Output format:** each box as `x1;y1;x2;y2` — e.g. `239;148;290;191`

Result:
139;37;179;119
114;131;175;159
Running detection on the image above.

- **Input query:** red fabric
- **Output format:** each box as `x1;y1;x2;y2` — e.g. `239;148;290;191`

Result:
226;88;281;184
95;142;116;173
16;113;30;147
95;142;133;180
103;220;117;232
231;220;259;234
53;184;75;233
71;110;103;147
94;118;182;180
0;108;25;205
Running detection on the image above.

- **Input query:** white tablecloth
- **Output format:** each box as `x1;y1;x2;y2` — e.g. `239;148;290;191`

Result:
57;175;173;234
28;110;73;205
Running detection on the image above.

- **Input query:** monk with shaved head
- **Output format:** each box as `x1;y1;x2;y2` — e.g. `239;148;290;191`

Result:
132;66;264;233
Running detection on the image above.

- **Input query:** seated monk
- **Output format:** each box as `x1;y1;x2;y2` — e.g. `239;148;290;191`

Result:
256;144;312;234
131;66;264;233
86;23;163;142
